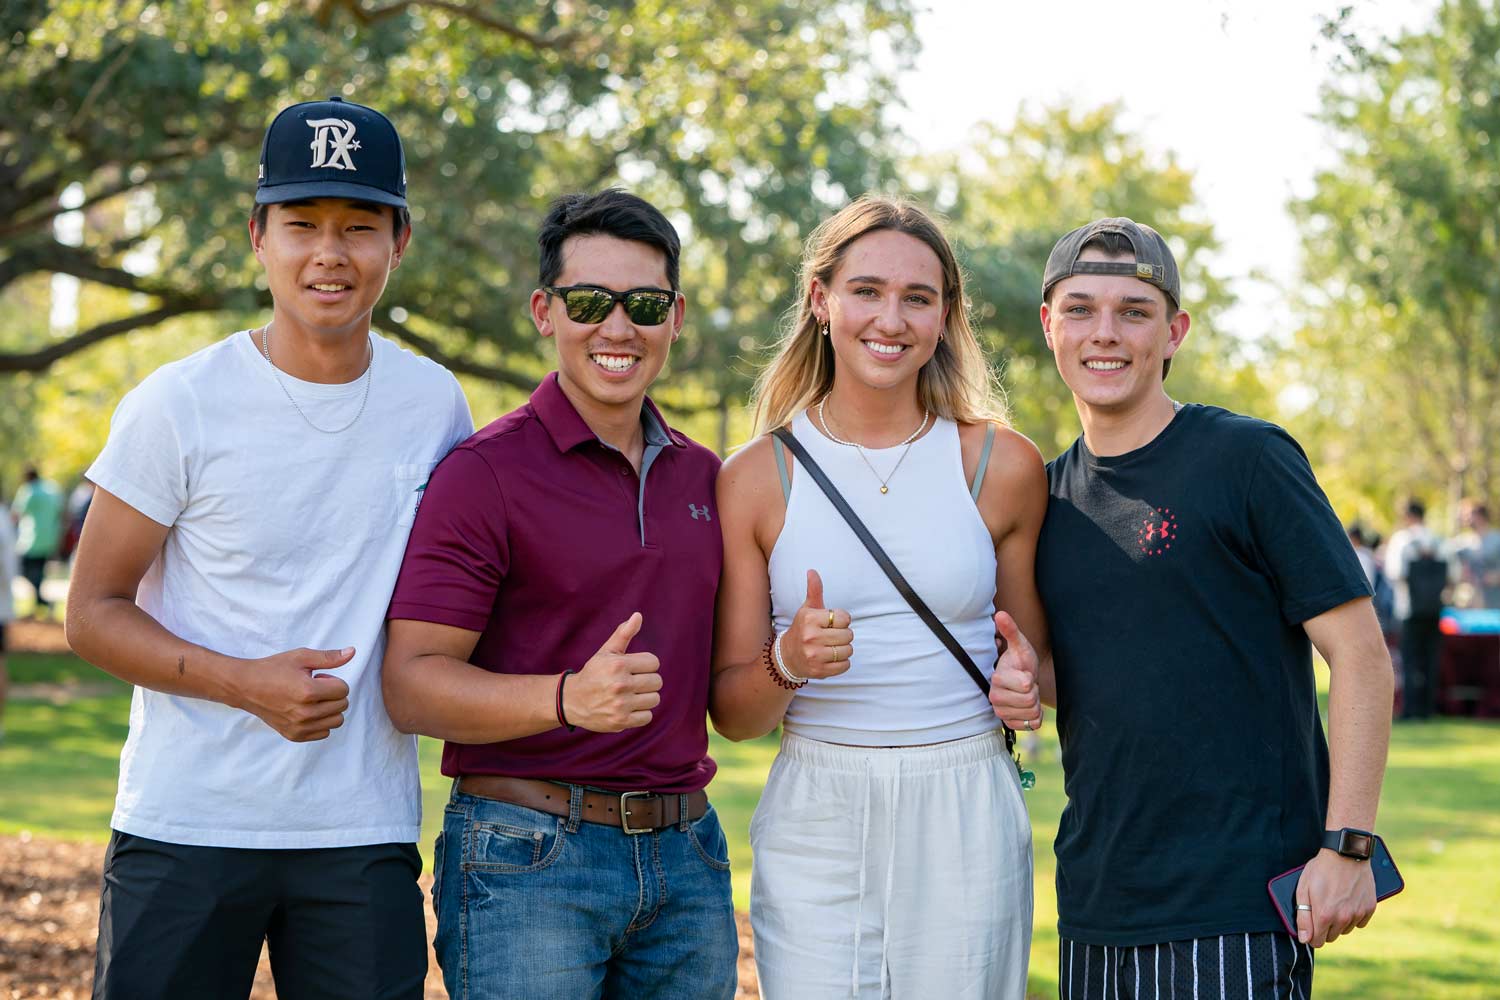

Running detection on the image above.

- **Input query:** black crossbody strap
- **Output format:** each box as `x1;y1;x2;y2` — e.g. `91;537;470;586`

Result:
771;427;1016;752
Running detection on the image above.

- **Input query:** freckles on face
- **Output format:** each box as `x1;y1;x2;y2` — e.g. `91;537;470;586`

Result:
820;229;946;375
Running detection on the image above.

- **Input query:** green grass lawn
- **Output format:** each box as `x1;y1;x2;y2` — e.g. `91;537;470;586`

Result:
4;651;1498;998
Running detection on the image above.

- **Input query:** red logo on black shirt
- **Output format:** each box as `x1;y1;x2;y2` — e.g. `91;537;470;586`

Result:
1138;506;1178;556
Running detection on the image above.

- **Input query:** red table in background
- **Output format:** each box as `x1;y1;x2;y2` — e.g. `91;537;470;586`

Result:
1436;610;1500;717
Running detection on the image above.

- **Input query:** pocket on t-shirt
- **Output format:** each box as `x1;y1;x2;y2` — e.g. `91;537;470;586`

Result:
394;462;436;527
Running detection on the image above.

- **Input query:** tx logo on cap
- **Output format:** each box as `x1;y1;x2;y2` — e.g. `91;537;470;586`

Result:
307;118;361;171
256;97;407;208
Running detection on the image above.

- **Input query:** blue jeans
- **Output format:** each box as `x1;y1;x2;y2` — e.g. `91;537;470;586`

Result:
433;782;738;1000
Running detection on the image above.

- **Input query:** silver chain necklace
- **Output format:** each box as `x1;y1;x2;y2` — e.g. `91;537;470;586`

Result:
259;323;374;434
815;398;929;495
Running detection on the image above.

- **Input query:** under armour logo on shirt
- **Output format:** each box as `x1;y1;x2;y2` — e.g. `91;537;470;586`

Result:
688;504;712;522
1137;505;1178;557
307;118;361;170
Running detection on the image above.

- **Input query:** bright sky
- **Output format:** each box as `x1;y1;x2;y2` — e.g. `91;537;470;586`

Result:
896;0;1436;342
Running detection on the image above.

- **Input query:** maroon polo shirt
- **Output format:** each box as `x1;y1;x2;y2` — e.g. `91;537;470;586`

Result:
387;372;722;793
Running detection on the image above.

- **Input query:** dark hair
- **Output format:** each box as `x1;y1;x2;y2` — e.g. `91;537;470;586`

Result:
1404;498;1427;520
1346;522;1367;546
23;466;38;482
250;202;411;242
537;189;681;291
1046;233;1181;380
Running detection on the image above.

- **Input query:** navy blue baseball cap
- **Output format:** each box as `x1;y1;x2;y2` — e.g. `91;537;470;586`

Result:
255;97;407;208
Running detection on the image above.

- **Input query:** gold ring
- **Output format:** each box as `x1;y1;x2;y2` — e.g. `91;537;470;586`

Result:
827;610;836;629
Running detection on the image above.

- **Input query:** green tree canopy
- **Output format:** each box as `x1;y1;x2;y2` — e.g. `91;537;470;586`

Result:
4;3;1257;480
1;0;913;428
915;105;1255;454
1293;0;1500;520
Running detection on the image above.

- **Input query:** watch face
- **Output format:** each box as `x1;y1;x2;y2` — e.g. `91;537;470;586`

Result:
1343;831;1374;859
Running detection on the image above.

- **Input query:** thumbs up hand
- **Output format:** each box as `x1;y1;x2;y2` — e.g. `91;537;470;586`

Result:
565;612;663;732
239;645;355;742
781;569;854;681
989;610;1042;732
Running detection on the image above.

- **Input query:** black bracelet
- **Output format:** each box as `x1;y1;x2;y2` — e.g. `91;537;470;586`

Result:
556;670;577;732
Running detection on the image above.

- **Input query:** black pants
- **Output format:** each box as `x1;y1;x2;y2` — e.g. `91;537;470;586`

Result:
1398;615;1441;718
93;831;427;1000
20;554;48;609
1059;933;1315;1000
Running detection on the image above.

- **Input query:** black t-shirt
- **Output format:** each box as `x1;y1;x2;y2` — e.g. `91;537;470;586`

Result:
1036;404;1371;946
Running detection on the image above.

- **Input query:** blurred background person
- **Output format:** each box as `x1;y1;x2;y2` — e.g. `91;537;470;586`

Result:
10;467;64;620
0;477;15;742
1350;522;1396;636
61;480;95;569
1452;500;1500;610
1348;522;1378;589
1385;498;1449;720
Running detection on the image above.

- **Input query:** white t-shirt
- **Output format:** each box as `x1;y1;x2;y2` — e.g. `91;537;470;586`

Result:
87;331;472;848
0;513;16;624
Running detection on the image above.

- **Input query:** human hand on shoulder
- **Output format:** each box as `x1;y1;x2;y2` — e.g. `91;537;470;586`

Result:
1294;848;1377;947
565;612;662;732
234;646;354;742
781;569;853;681
989;611;1042;731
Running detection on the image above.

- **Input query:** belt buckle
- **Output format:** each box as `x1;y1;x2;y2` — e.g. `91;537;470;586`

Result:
619;790;655;835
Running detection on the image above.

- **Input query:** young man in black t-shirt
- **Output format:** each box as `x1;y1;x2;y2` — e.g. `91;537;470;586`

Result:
1032;218;1393;998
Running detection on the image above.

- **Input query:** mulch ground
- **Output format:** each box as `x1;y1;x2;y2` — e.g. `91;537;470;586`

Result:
0;834;762;999
1;620;762;998
6;620;71;655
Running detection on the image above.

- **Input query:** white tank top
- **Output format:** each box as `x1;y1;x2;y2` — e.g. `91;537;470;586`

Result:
769;410;999;745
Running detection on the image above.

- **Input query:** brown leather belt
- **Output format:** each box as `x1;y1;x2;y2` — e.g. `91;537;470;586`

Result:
457;775;709;835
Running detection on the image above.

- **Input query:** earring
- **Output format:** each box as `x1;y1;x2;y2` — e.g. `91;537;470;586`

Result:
820;323;829;337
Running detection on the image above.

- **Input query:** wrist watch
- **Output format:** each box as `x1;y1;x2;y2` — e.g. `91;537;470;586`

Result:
1322;827;1375;860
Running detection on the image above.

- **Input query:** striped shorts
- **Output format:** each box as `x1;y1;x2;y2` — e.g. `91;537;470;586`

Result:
1058;933;1315;1000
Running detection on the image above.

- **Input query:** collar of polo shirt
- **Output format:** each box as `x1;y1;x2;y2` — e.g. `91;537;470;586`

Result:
530;372;687;454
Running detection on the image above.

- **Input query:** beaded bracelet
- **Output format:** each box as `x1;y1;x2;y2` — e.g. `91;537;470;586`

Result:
763;631;808;690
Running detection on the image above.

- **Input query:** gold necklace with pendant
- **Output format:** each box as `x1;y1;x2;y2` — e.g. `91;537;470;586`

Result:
815;399;929;495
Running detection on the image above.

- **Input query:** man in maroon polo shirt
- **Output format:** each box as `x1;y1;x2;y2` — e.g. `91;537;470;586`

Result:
383;189;736;999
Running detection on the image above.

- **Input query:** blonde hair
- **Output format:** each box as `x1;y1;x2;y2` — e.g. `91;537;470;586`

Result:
750;194;1006;436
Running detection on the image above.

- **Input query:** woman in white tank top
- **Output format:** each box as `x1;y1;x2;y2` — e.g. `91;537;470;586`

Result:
712;196;1050;999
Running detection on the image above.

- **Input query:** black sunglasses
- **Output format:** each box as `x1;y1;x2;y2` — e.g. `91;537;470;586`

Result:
544;284;678;326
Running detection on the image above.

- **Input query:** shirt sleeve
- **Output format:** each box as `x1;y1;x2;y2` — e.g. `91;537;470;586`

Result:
387;446;508;632
84;372;195;528
1246;427;1372;624
445;374;475;451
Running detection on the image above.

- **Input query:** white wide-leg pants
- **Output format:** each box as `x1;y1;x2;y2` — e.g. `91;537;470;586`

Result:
750;729;1033;1000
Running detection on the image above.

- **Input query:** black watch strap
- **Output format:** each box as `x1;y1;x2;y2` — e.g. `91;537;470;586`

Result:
1323;828;1375;860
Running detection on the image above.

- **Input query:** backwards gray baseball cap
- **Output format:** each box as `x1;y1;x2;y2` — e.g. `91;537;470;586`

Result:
1042;217;1180;306
256;96;407;208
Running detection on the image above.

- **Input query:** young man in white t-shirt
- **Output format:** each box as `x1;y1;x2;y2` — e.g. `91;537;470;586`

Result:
67;97;472;999
0;486;15;743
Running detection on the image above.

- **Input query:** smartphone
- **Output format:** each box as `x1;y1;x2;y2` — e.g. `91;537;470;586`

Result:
1267;834;1405;935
